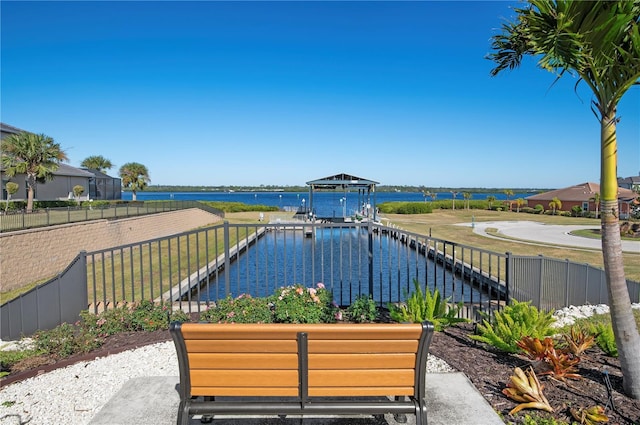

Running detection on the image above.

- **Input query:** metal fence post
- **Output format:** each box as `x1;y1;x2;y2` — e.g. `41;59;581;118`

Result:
224;220;231;296
565;259;570;307
505;252;511;304
538;254;544;309
367;219;374;297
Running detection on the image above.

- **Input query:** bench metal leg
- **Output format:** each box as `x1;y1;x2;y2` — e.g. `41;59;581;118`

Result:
177;400;190;425
393;396;407;423
200;397;214;423
415;401;427;425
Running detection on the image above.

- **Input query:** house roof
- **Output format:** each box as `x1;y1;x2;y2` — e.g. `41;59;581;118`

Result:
82;168;119;180
306;173;379;189
53;163;95;178
619;175;640;184
0;122;26;137
526;182;637;202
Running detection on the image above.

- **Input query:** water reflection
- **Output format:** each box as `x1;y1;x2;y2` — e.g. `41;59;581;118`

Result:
200;227;482;305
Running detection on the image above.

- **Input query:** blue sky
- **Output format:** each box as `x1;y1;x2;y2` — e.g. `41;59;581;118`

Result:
1;1;638;189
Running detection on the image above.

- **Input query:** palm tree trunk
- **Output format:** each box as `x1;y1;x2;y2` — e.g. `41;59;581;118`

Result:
26;174;36;213
600;115;640;398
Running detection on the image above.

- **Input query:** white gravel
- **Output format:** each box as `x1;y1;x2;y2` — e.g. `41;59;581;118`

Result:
2;303;639;425
552;303;640;328
0;339;453;425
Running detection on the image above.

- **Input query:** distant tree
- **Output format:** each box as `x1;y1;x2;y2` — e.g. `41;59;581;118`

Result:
486;195;496;210
462;192;472;210
589;192;601;219
548;197;562;215
73;185;85;205
429;192;437;202
515;198;525;213
119;162;150;201
4;182;18;212
1;132;68;212
489;0;640;396
450;191;458;210
81;155;113;172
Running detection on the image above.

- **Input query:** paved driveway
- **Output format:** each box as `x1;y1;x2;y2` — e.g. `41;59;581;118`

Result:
465;220;640;253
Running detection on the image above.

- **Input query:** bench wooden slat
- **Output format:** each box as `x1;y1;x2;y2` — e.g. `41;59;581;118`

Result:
308;353;415;369
309;340;418;353
308;387;414;397
191;370;298;387
190;387;300;397
188;353;298;369
309;369;415;387
179;323;422;340
185;339;297;353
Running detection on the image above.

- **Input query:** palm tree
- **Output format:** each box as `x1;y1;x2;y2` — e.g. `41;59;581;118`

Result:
590;192;601;219
450;191;458;210
81;155;114;172
515;198;525;213
119;162;150;201
504;189;515;210
1;132;68;213
486;195;496;210
4;182;18;212
462;192;472;210
548;197;562;215
489;0;640;398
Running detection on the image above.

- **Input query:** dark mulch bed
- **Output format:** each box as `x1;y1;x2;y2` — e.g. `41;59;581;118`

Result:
430;323;640;424
3;323;640;424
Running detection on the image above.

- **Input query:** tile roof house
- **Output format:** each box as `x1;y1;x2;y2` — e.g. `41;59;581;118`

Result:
525;182;638;218
1;123;121;202
618;175;640;193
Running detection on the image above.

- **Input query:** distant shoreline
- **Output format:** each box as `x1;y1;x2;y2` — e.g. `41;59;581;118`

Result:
123;185;548;194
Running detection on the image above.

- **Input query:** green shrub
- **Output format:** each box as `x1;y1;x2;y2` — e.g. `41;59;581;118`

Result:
534;204;544;213
378;202;432;214
469;300;556;353
80;306;132;337
201;294;274;323
201;201;278;213
0;348;42;376
271;283;336;324
346;295;378;323
388;279;468;331
592;323;618;357
32;323;102;358
128;300;173;331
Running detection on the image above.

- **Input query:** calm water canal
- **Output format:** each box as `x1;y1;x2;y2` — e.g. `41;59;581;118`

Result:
198;227;483;306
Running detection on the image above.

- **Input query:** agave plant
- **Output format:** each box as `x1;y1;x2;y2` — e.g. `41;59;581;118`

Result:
563;325;596;356
502;366;554;415
570;405;609;425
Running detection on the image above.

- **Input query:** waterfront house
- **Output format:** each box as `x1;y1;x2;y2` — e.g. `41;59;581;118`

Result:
525;182;638;217
1;122;122;202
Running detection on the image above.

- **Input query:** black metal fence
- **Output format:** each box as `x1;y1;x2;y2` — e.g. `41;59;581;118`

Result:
0;201;224;232
2;220;638;340
1;253;88;340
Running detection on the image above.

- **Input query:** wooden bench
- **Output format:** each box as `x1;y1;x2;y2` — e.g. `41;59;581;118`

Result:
169;321;435;425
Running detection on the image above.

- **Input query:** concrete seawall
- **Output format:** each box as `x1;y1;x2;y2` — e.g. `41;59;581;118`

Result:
0;209;222;292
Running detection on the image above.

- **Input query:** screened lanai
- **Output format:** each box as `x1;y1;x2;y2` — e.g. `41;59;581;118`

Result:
305;173;379;222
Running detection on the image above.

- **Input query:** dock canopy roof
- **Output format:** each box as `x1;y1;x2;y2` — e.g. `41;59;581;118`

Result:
306;173;379;190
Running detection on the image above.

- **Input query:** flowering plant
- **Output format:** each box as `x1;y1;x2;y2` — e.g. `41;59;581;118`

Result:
201;293;274;324
270;282;337;324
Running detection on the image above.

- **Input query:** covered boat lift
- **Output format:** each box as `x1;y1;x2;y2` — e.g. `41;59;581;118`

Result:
304;173;379;222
